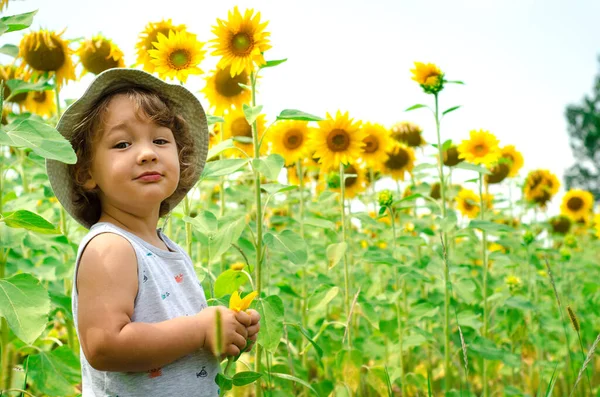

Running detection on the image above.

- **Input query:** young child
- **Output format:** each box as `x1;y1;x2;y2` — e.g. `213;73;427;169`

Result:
46;68;259;396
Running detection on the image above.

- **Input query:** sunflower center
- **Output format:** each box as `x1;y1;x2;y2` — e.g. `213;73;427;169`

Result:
345;165;357;188
567;197;584;211
385;148;409;170
232;33;253;55
463;199;474;211
284;129;303;150
231;117;252;139
327;129;350;152
473;144;487;155
215;67;246;98
33;91;47;103
363;136;379;153
24;34;65;72
169;49;191;69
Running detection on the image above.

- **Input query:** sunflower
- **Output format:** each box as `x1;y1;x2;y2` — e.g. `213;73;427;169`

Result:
210;6;272;77
550;215;572;235
322;163;367;199
410;62;444;94
456;188;480;219
382;143;415;181
500;145;524;177
135;19;186;73
18;29;76;90
442;145;463;167
0;64;30;105
360;122;393;170
268;120;312;166
560;189;594;221
148;30;205;83
23;90;56;117
523;169;560;207
458;129;501;166
77;35;125;76
287;161;312;186
220;108;267;157
485;162;510;185
308;110;364;171
390;121;426;148
202;65;251;115
430;182;441;200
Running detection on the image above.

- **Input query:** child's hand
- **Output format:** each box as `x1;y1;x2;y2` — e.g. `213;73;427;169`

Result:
234;309;260;353
197;306;248;358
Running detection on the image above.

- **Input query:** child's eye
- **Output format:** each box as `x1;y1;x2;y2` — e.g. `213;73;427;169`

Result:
154;139;169;145
114;142;130;149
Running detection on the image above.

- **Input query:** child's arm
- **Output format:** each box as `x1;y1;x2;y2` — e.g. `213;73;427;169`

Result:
76;233;248;372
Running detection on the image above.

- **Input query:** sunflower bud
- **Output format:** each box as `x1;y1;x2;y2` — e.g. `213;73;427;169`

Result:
410;62;445;95
230;262;245;271
564;234;577;248
485;163;510;184
559;248;571;261
550;215;571;235
430;182;441;200
522;231;535;246
378;190;393;208
442;145;463;167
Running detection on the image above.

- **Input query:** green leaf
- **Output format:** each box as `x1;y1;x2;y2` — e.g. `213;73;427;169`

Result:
0;10;37;34
257;295;285;352
0;43;19;57
405;104;427;111
437;210;458;233
270;372;319;396
454;162;491;175
467;220;514;234
303;216;335;230
201;158;249;179
457;310;482;329
238;82;252;90
326;242;347;269
276;109;323;121
2;119;77;163
261;183;296;195
206;138;233;159
505;296;535;311
27;345;80;397
308;285;339;312
252;154;284;180
242;103;263;125
232;371;262;386
263;229;307;265
0;273;50;344
287;323;323;359
206;114;224;126
214;270;250;298
210;216;246;259
446;80;465;85
396;236;425;246
215;373;233;391
2;210;59;234
442;105;461;116
6;78;54;100
183;210;217;235
261;58;288;69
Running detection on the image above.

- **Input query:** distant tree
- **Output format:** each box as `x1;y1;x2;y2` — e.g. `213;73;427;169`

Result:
564;57;600;200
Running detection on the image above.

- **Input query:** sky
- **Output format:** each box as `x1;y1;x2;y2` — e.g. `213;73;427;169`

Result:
3;0;600;214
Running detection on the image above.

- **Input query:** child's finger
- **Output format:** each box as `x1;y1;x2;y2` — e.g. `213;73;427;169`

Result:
247;323;260;336
234;322;248;339
247;309;260;325
235;310;252;327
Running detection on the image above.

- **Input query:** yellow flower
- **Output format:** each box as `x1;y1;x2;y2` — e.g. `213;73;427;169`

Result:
390;121;426;148
135;19;186;73
378;189;393;207
378;242;387;249
268;120;313;166
594;214;600;238
326;163;368;199
500;145;524;177
382;143;415;181
489;243;505;253
202;65;251;115
23;90;56;117
148;30;205;83
485;162;510;185
523;169;560;207
442;145;464;167
286;161;312;186
210;6;272;77
410;62;444;94
360;240;368;249
361;122;393;170
229;290;258;312
560;189;594;221
505;275;521;287
458;129;501;166
220;108;267;157
230;262;245;271
308;110;365;171
456;188;480;219
18;29;76;90
0;64;30;105
77;35;125;76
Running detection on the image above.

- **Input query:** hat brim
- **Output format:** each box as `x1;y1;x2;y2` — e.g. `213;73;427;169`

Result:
46;68;209;230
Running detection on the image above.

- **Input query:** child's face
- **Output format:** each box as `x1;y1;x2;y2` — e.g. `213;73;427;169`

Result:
83;94;180;217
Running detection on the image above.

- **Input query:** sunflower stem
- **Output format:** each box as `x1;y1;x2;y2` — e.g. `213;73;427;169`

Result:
339;162;351;348
478;172;489;397
297;160;310;374
369;168;377;213
433;93;452;390
183;195;193;258
219;121;227;272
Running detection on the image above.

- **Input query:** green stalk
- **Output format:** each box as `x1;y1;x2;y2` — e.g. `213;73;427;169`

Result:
433;93;452;389
387;205;405;396
339;162;351;347
219;121;227;273
369;168;377;213
250;71;264;397
297;161;310;374
183;195;192;258
478;173;489;397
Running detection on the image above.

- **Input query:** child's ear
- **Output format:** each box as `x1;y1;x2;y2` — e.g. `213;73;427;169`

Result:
82;172;97;191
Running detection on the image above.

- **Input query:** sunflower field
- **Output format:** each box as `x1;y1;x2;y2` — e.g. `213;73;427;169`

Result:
1;3;600;397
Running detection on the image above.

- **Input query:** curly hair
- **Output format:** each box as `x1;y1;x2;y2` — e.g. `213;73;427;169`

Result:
67;87;199;227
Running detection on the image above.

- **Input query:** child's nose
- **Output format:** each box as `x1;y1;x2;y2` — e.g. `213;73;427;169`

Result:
137;145;158;163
